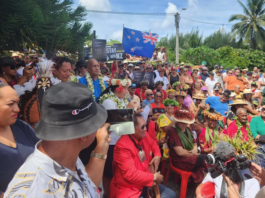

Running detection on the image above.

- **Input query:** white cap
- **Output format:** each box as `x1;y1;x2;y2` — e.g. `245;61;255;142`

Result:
128;63;134;67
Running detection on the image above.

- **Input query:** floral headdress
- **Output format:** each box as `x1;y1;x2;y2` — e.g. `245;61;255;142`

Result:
166;89;176;95
109;78;131;92
203;109;223;121
172;82;181;89
175;91;187;97
179;85;190;91
140;80;149;85
173;108;195;124
163;99;179;107
155;81;164;87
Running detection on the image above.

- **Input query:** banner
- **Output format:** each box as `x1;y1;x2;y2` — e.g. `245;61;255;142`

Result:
133;71;154;88
106;45;125;61
92;39;107;62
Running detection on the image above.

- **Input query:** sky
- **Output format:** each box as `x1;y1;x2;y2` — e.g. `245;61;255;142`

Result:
74;0;246;42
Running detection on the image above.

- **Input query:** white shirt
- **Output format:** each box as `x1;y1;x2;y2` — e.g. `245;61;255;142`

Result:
202;173;260;198
154;76;169;91
205;77;218;93
157;51;165;61
101;91;126;145
103;75;110;82
4;142;99;198
258;76;265;92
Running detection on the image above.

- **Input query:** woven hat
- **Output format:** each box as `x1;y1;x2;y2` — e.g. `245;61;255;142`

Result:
175;91;187;97
35;82;107;141
193;93;206;100
134;66;140;69
203;109;223;121
229;99;247;106
173;108;195;124
180;62;185;66
243;89;252;95
179;66;184;69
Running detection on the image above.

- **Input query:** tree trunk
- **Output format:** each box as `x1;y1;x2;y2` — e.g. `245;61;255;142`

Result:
250;29;254;50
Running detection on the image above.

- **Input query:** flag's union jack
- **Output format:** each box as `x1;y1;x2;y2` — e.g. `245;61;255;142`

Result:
141;32;158;45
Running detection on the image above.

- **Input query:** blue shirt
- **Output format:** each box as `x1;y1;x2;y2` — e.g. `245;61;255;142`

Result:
142;99;154;107
200;73;209;82
0;119;39;193
205;96;232;116
79;76;108;102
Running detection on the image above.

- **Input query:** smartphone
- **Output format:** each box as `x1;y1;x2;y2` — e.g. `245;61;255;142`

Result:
106;109;135;135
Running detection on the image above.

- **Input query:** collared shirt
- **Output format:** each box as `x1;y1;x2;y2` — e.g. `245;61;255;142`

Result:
4;142;99;198
79;76;108;101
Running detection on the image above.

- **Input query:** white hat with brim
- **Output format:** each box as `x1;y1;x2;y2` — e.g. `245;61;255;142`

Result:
228;99;247;106
172;117;195;124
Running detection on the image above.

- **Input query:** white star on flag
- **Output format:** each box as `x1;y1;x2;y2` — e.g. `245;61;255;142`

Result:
128;36;130;39
132;31;135;35
131;48;134;52
136;38;139;42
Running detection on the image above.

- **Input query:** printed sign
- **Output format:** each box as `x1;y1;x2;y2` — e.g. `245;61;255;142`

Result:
92;39;107;62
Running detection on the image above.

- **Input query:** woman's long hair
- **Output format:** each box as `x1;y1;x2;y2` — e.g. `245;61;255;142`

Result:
100;85;119;98
243;94;253;104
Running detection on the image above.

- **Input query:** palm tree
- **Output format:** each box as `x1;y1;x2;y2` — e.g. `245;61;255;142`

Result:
229;0;265;50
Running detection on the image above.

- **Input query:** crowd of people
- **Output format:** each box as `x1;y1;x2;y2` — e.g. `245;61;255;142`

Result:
2;50;265;198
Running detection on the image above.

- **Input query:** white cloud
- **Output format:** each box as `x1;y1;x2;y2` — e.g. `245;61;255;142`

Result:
110;30;123;41
79;0;111;11
161;2;178;28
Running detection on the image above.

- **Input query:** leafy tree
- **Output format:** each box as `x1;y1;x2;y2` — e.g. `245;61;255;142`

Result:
229;0;265;50
107;39;122;46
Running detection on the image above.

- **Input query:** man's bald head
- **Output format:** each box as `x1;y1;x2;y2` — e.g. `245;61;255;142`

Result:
236;108;247;124
87;59;100;77
236;108;246;115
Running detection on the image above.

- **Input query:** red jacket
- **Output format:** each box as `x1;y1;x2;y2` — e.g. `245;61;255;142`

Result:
110;133;161;198
227;120;251;141
147;120;158;143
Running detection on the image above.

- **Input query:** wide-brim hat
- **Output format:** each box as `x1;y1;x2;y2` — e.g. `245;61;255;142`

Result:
173;117;195;124
173;109;195;124
0;57;16;67
35;82;107;141
243;89;252;95
229;99;247;106
193;93;206;100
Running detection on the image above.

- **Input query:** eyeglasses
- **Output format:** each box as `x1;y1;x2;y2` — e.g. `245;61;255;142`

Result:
155;95;162;98
140;124;147;130
10;65;16;70
146;94;152;96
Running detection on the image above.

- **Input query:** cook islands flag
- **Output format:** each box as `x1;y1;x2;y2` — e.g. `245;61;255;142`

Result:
122;27;158;58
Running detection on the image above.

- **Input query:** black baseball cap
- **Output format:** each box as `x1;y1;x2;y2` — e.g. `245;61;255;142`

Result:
76;59;87;68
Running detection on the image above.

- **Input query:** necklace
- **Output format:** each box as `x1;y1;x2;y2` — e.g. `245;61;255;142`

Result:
85;73;106;100
165;113;174;121
99;93;129;109
128;135;146;162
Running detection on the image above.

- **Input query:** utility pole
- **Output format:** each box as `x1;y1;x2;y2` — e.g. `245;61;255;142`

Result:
175;12;180;64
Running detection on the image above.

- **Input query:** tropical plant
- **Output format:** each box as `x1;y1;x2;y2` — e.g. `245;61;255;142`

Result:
229;0;265;50
107;39;122;46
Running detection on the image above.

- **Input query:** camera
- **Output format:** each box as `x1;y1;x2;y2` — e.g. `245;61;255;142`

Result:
205;142;253;183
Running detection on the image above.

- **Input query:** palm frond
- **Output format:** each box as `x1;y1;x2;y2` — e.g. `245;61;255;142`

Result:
238;0;253;17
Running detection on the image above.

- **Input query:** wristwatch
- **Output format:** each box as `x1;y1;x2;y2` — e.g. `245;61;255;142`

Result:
90;151;107;160
153;173;157;185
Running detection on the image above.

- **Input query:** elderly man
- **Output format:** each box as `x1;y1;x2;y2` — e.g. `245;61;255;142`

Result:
227;108;252;141
4;82;110;198
233;85;243;99
226;69;248;92
200;67;209;82
79;59;108;102
206;90;232;116
110;113;176;198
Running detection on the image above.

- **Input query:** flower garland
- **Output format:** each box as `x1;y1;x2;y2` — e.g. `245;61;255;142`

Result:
68;72;78;83
235;118;252;140
99;93;129;109
203;110;223;121
85;72;106;100
163;99;179;107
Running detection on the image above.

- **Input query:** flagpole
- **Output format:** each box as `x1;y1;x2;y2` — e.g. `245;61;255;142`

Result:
122;24;124;45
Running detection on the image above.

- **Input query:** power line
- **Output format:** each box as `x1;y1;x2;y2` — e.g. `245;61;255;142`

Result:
87;10;235;26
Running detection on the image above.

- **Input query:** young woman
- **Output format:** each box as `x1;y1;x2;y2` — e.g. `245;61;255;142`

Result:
175;91;189;110
167;108;208;183
243;89;259;115
152;81;167;102
148;91;166;122
157;99;179;159
198;109;223;154
168;66;179;88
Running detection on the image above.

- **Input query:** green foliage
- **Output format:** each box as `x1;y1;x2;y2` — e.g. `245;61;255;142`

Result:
0;0;93;54
229;0;265;50
107;39;122;46
181;46;220;69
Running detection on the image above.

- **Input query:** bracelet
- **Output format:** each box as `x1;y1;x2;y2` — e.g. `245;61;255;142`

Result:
90;151;107;160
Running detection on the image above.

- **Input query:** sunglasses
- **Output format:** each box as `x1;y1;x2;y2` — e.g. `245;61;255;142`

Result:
261;108;265;112
10;65;16;70
140;124;147;130
155;95;162;98
245;93;252;96
146;94;152;96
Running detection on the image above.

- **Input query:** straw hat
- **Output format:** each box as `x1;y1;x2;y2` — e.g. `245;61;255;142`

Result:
193;93;206;100
229;99;247;106
175;91;187;97
173;109;195;124
166;89;176;95
203;109;223;121
243;89;252;95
